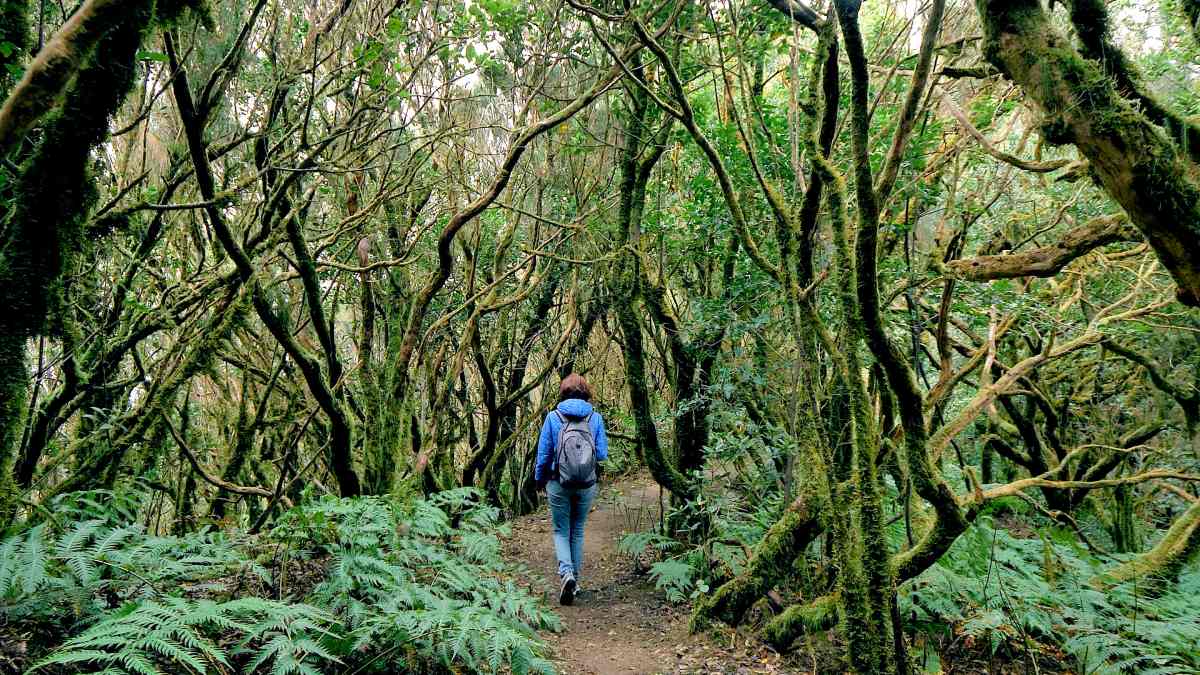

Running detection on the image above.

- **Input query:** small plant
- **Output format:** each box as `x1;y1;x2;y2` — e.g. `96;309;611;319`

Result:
901;517;1200;673
30;597;341;675
2;485;559;674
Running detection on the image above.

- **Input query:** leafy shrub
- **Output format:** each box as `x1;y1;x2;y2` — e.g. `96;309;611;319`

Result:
284;490;558;674
902;517;1200;674
1;486;559;674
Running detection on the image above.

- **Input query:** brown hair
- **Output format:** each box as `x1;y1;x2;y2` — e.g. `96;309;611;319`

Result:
559;373;592;402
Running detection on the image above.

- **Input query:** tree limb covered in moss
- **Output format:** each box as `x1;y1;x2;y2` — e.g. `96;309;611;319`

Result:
0;9;162;522
762;593;839;652
612;46;693;502
835;0;968;605
976;0;1200;306
946;214;1139;281
691;490;825;629
47;283;246;499
983;469;1200;501
0;0;199;155
630;15;781;282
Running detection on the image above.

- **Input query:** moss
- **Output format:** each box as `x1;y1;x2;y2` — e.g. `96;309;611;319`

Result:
831;480;891;675
0;330;26;528
616;290;692;502
0;0;29;96
691;489;826;630
1097;499;1200;591
762;594;839;652
1109;484;1141;554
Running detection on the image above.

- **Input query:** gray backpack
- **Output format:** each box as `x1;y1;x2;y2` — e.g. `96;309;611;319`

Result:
555;411;597;488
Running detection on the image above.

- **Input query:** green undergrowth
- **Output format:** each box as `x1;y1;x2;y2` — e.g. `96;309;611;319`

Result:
619;473;780;604
0;485;558;674
903;511;1200;674
621;452;1200;674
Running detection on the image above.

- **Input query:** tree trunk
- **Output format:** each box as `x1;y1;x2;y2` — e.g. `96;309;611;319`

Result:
976;0;1200;306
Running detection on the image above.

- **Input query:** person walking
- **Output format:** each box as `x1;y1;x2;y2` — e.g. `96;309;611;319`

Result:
535;373;608;606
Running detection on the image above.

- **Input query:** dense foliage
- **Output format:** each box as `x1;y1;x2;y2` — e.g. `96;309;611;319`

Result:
1;0;1198;672
1;485;555;673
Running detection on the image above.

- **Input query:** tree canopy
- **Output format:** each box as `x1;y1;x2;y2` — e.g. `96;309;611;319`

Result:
1;0;1199;672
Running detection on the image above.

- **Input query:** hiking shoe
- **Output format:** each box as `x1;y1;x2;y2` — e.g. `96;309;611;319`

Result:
559;575;577;606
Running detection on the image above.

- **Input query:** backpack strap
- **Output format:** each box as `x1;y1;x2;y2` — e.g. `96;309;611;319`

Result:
585;412;595;458
554;410;567;445
552;410;567;477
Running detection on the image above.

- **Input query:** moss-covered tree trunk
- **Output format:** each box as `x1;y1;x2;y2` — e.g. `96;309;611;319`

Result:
0;0;30;522
692;9;843;648
0;332;26;525
691;487;826;629
0;1;181;522
1096;497;1200;592
976;0;1200;307
612;50;695;505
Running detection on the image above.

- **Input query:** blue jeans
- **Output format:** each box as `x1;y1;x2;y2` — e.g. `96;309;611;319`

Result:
546;480;598;581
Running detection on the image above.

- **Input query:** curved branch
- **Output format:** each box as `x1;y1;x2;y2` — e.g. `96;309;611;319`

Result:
946;214;1140;281
762;0;821;31
164;414;272;498
835;0;968;584
941;96;1072;173
983;469;1200;500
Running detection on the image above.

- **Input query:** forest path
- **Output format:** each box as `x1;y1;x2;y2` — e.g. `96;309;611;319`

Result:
503;473;800;675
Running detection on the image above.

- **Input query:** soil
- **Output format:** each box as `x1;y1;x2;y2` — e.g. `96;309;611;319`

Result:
502;473;815;675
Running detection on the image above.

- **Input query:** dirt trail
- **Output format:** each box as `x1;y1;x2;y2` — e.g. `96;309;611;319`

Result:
503;474;804;675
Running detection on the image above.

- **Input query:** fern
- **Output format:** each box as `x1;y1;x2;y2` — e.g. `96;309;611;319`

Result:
281;492;558;672
0;523;48;601
5;485;557;674
901;517;1200;673
230;598;342;675
358;599;555;675
618;530;680;559
30;597;234;674
32;596;340;675
648;558;695;603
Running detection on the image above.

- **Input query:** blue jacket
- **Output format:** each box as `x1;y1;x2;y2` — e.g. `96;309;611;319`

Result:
534;398;608;482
